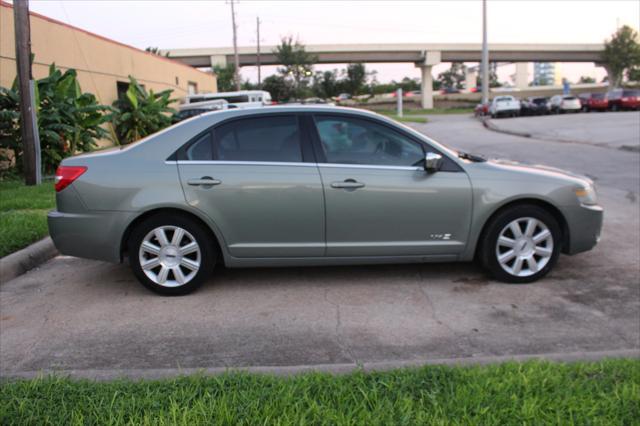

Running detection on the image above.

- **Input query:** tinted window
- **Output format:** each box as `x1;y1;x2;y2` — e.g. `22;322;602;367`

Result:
186;132;213;160
214;115;302;162
314;116;424;166
592;93;605;99
623;90;640;96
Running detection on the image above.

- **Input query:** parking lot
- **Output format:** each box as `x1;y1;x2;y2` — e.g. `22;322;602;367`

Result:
1;112;638;379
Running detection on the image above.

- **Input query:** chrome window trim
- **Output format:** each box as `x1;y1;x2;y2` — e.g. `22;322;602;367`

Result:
166;160;423;171
168;160;317;167
319;163;423;171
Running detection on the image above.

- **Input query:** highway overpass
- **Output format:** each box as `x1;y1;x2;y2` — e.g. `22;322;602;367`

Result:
162;43;606;108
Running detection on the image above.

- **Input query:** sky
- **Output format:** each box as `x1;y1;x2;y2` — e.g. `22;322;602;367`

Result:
26;0;640;84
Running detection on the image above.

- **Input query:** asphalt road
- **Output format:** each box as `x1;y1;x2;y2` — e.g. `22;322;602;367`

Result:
1;112;639;379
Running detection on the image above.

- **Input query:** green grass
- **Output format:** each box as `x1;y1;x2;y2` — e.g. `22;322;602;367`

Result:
0;179;55;257
1;360;638;425
376;107;474;116
378;112;428;123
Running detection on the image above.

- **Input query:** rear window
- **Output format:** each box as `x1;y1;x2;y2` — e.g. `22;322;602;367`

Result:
214;115;302;162
623;90;640;97
496;97;513;103
531;98;547;105
592;93;605;99
563;96;577;100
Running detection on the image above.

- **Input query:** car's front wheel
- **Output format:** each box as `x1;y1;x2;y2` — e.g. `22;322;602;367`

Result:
128;213;215;295
480;205;561;283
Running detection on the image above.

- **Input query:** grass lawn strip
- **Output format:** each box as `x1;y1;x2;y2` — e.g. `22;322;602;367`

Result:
0;180;55;257
1;360;638;425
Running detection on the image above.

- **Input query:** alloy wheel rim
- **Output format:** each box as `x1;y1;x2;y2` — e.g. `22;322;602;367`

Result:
495;217;553;277
139;225;201;287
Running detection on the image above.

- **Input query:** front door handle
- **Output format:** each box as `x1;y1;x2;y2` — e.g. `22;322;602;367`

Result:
331;179;365;189
187;177;221;187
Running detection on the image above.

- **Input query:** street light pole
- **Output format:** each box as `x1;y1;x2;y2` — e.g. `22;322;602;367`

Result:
229;0;240;91
481;0;489;105
256;16;261;88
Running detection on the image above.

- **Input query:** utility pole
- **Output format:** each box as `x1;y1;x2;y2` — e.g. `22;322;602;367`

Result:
229;0;241;91
13;0;41;185
256;16;261;88
481;0;489;105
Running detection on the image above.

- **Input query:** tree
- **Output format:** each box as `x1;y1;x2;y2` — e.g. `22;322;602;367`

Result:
110;76;176;144
628;67;640;82
144;47;169;57
213;64;237;92
344;63;368;95
261;75;290;102
312;70;339;98
602;25;640;88
1;64;110;174
578;76;596;84
437;62;466;89
273;36;316;99
476;63;501;88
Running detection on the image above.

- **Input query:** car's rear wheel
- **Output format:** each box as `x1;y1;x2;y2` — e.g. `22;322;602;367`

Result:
480;205;561;283
128;213;215;295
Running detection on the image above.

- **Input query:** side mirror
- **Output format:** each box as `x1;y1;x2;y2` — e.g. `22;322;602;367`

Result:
425;152;443;173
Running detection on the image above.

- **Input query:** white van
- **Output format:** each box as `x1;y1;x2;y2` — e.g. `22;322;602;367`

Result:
185;90;272;109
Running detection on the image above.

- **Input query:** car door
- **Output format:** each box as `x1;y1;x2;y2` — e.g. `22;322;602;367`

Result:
310;114;472;257
177;114;324;258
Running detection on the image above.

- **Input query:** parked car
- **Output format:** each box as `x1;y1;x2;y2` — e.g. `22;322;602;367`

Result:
336;93;352;101
474;102;489;117
173;99;229;123
185;90;271;109
606;89;640;111
578;93;608;112
440;87;461;94
520;97;549;116
549;95;581;114
489;96;521;118
49;106;603;295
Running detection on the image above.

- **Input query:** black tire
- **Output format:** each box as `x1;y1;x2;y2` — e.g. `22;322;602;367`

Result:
479;205;561;284
128;213;216;295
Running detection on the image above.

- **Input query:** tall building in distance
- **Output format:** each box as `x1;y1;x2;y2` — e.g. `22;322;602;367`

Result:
533;62;561;86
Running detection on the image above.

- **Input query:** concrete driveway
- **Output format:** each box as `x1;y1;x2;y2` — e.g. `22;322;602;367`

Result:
2;112;639;379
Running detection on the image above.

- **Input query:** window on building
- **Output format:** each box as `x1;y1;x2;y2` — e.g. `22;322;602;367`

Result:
188;82;198;95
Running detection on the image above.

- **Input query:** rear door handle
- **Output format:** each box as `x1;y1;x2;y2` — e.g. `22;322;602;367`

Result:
331;179;365;189
187;177;221;186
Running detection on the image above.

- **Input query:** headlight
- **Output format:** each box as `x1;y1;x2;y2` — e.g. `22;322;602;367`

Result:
575;186;597;205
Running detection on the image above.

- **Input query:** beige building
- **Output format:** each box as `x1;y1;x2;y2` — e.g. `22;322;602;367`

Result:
1;1;216;110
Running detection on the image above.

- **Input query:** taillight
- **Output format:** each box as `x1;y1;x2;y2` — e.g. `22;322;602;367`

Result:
55;166;87;192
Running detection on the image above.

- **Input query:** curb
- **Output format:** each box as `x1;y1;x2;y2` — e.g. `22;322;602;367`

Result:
2;348;638;381
0;237;58;285
481;116;532;138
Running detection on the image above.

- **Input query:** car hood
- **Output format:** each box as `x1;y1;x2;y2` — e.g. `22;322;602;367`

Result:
482;158;593;187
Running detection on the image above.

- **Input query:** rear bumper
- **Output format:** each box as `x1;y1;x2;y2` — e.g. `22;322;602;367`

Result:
48;210;135;263
562;204;604;255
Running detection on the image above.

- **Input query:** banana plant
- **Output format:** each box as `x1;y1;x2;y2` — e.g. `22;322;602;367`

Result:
110;76;176;144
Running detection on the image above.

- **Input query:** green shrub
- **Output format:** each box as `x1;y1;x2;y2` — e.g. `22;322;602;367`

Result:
0;64;111;175
110;76;176;144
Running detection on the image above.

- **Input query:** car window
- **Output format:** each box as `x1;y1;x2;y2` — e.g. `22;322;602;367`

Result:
214;115;302;162
314;116;424;167
186;132;213;161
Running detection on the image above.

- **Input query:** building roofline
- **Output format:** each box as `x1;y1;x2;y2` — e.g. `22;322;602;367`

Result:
0;0;215;77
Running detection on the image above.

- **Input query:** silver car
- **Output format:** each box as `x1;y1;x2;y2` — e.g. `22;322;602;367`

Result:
48;106;603;295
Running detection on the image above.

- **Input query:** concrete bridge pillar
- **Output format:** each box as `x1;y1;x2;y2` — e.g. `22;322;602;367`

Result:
515;62;528;89
210;55;227;68
417;51;441;109
420;66;434;109
465;69;478;91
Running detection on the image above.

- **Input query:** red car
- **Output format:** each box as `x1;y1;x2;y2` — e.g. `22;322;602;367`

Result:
578;93;608;112
607;89;640;111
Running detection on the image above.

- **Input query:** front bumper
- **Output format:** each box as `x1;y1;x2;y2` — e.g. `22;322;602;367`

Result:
562;203;604;255
48;210;135;263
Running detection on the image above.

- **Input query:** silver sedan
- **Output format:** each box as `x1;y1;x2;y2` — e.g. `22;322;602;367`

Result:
49;106;603;295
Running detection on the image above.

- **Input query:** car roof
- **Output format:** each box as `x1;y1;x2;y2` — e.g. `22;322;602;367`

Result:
193;105;382;122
